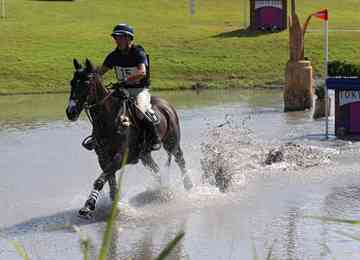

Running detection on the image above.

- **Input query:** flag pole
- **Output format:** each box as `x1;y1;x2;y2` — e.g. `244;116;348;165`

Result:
324;16;329;139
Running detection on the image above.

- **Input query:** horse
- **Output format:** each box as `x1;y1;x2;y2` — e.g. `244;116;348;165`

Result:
65;58;192;218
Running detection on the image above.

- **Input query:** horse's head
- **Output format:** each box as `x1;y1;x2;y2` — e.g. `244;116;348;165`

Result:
66;58;102;121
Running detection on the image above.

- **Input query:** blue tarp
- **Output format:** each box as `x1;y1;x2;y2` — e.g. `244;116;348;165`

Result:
326;78;360;90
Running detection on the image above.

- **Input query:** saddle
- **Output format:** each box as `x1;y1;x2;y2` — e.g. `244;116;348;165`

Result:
82;88;160;152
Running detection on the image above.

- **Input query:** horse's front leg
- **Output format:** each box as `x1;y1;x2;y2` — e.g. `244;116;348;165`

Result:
79;172;109;218
79;145;126;218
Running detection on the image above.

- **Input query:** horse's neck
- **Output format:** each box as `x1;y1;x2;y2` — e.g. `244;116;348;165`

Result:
90;95;119;134
94;80;108;102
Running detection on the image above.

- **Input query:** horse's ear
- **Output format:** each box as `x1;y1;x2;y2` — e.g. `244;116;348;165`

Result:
73;59;82;70
85;58;95;72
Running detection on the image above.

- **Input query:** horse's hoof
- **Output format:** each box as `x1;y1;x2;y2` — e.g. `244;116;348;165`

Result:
183;175;193;191
78;206;93;219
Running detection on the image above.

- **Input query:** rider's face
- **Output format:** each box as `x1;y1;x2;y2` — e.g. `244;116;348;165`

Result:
113;35;131;50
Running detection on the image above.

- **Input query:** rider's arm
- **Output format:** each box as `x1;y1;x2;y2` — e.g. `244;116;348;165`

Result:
126;63;146;83
98;65;111;76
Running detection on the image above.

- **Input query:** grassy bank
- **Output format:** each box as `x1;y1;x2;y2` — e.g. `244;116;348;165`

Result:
1;0;360;94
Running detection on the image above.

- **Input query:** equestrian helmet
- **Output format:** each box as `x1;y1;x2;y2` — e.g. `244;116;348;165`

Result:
111;24;134;39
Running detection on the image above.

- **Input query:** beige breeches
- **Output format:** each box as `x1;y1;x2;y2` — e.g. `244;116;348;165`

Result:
126;88;152;119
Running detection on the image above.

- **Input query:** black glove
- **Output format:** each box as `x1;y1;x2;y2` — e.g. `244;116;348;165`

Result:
112;81;128;89
113;87;130;99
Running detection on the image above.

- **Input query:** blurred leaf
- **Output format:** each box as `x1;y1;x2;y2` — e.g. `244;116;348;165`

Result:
73;225;93;260
252;241;259;260
155;231;185;260
336;230;360;242
98;149;128;260
11;240;30;260
305;215;360;225
266;239;277;260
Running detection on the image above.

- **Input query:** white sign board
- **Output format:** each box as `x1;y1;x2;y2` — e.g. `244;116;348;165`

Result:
339;90;360;106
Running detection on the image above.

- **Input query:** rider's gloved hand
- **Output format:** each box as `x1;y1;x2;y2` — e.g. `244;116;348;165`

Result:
112;81;128;89
112;84;130;99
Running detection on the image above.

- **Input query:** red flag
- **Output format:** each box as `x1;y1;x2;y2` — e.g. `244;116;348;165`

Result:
312;9;328;20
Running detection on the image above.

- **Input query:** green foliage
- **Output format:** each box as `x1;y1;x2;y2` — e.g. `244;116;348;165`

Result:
328;61;360;78
315;83;325;99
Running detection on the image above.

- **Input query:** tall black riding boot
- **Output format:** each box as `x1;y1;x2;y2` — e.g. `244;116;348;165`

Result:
147;121;161;151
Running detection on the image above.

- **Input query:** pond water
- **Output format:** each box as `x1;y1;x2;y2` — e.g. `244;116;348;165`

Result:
1;89;360;260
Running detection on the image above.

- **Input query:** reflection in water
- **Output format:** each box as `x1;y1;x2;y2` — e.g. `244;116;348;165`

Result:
0;89;282;131
0;120;50;132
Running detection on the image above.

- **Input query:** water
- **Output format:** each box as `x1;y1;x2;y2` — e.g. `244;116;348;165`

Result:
1;89;360;260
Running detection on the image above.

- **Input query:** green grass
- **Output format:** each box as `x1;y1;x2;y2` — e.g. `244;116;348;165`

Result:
1;0;360;94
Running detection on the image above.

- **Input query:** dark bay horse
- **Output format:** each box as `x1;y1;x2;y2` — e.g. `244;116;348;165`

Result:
66;59;192;218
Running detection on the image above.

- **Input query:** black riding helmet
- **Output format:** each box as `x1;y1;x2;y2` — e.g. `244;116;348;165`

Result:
111;24;134;40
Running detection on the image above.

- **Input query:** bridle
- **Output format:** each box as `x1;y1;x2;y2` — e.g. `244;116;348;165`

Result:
79;73;114;124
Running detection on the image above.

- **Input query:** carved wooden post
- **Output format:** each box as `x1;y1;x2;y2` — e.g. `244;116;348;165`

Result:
284;0;313;112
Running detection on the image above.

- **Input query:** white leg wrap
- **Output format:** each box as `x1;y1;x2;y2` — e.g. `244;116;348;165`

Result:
88;190;100;201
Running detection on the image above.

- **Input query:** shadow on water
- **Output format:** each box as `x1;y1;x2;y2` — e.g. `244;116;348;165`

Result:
1;188;178;238
0;203;112;238
129;188;176;208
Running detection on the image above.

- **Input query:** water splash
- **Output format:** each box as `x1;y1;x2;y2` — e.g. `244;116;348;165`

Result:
201;118;339;192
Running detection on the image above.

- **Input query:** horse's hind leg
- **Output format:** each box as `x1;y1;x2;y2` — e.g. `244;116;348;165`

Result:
172;146;193;190
141;153;161;183
108;173;117;201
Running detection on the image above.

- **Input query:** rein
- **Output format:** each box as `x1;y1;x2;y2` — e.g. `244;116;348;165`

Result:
83;75;113;124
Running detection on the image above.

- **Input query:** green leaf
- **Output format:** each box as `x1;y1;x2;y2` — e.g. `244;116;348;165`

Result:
252;241;259;260
266;239;277;260
10;240;30;260
155;231;185;260
98;149;128;260
305;215;360;225
336;230;360;242
73;225;93;260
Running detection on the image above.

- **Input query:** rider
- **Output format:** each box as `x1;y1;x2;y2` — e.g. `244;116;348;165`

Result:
98;23;161;151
